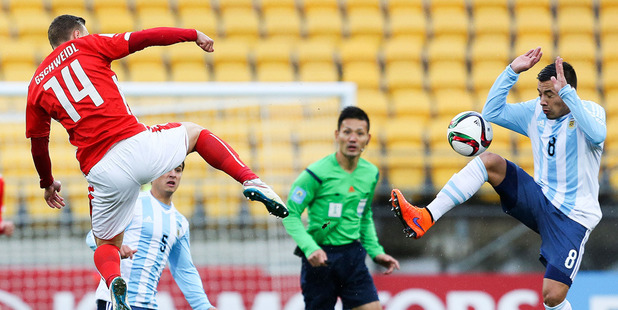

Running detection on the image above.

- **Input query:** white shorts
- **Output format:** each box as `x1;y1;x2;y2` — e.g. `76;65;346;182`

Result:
86;123;188;240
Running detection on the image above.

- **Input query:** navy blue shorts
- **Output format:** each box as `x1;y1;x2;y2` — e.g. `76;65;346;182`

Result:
493;160;590;287
300;241;379;310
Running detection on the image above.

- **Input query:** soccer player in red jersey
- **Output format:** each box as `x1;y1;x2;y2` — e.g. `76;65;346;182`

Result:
26;15;288;310
0;175;15;236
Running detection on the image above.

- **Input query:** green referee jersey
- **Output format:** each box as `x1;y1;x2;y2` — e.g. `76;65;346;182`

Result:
282;153;385;259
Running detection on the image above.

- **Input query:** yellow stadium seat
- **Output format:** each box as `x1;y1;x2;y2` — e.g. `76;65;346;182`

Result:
171;63;210;81
489;122;514;151
346;8;385;45
213;63;252;81
566;61;599;94
342;62;381;90
389;89;432;119
256;143;297;175
297;118;333;145
11;9;51;43
304;8;343;44
513;35;555;63
470;35;510;66
262;8;302;42
357;89;390;119
339;38;380;67
217;0;255;13
427;61;468;92
95;8;136;33
469;0;509;9
209;39;250;67
512;0;552;11
427;0;467;11
471;60;510;95
220;8;260;43
128;63;168;82
426;36;467;65
5;0;45;12
602;62;618;94
298;63;338;82
383;37;423;66
260;0;296;12
430;7;469;40
296;39;336;68
178;9;218;37
0;13;10;41
385;0;424;12
176;0;214;13
388;8;427;45
382;116;427;151
133;0;170;11
513;8;553;42
433;89;478;118
384;61;424;94
301;0;339;12
384;148;426;192
472;7;511;39
0;41;39;81
599;8;618;41
256;63;295;81
91;0;129;12
49;0;88;12
298;141;334;169
254;39;293;66
557;34;597;67
136;8;177;29
201;181;242;218
601;38;618;65
555;0;594;9
599;0;618;10
556;7;595;37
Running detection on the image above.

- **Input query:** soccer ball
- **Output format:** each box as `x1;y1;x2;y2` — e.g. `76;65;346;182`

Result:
447;111;493;156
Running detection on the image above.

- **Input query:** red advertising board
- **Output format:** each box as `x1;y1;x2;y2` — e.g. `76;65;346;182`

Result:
0;267;544;310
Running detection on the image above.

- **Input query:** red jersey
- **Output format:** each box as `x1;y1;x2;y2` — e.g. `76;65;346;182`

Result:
26;28;198;175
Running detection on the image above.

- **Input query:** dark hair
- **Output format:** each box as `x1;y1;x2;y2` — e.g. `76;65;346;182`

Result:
337;106;370;132
48;15;86;48
537;61;577;90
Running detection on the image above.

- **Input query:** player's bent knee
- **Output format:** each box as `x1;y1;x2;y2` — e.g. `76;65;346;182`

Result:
542;287;568;307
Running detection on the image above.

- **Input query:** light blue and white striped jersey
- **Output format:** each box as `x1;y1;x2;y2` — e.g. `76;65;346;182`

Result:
87;191;213;309
483;66;606;230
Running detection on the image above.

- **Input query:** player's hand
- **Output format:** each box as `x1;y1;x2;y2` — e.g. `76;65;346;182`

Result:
307;249;328;267
374;254;400;275
551;56;568;93
510;47;543;74
44;180;65;209
119;245;137;259
0;220;15;236
196;30;214;53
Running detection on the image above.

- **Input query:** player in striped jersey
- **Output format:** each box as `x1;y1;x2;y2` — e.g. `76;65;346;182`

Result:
87;162;217;310
391;47;605;310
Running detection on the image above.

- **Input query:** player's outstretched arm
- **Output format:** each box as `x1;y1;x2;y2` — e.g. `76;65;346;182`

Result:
510;46;543;74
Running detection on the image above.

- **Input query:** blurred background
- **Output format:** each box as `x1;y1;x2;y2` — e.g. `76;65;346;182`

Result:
0;0;617;309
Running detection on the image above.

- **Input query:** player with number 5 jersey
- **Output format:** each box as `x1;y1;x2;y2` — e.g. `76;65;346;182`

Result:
26;15;287;310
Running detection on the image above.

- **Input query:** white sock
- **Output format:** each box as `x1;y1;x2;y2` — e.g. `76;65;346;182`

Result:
544;299;572;310
426;156;488;221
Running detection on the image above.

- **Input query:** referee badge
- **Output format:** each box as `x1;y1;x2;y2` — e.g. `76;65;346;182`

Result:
291;186;307;204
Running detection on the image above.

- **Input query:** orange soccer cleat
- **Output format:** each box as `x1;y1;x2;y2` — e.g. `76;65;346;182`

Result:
390;189;434;239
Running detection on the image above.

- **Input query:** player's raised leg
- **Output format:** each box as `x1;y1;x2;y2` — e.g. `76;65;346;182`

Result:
391;153;506;238
183;122;289;218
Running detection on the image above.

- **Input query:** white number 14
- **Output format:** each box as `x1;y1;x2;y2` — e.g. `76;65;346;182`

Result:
43;59;104;122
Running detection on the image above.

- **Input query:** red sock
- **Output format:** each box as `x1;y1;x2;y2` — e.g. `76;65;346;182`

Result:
94;244;122;288
195;129;258;183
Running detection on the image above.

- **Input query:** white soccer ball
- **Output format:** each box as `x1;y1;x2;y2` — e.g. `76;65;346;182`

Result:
447;111;493;157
